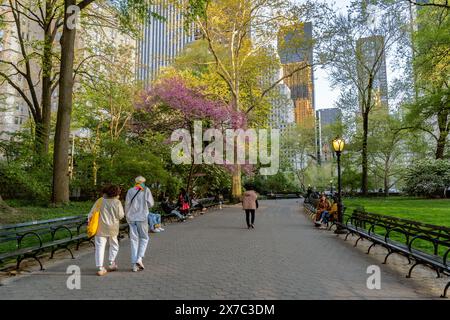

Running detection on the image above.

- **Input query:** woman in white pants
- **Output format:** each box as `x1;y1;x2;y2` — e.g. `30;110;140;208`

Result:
88;185;124;276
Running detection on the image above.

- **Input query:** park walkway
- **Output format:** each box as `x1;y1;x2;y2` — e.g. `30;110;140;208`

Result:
0;199;433;299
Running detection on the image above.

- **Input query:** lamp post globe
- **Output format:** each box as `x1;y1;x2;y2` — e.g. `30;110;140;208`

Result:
332;137;346;234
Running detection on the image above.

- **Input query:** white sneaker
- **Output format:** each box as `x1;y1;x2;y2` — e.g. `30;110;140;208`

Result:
157;227;165;232
152;228;161;233
132;265;139;272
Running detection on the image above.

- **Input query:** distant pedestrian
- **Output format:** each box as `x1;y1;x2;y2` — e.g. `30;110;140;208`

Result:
88;185;124;276
125;176;154;272
242;184;258;229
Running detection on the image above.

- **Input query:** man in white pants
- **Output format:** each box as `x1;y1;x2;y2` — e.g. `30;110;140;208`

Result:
125;176;154;272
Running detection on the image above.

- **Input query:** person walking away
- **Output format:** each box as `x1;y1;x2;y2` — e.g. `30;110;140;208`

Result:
242;185;258;229
125;176;154;272
88;185;124;276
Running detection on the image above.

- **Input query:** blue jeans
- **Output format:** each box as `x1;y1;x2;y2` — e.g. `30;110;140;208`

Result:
170;209;184;219
147;212;161;230
128;221;149;265
320;211;331;224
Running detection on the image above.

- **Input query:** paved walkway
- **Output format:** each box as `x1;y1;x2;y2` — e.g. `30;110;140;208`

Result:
0;199;433;299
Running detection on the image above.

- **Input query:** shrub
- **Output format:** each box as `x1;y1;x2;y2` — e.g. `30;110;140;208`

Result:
404;159;450;198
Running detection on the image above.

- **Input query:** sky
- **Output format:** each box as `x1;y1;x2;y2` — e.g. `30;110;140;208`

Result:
308;0;351;110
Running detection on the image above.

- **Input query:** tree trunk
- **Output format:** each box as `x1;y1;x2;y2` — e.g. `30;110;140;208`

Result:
37;0;55;156
231;165;242;201
435;109;449;159
384;154;390;197
361;111;369;195
52;1;77;204
230;88;242;201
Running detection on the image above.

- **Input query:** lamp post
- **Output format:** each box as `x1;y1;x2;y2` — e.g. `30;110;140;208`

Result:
330;180;333;195
332;137;346;234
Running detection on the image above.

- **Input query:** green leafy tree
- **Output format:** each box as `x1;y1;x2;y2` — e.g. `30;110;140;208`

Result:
406;5;450;159
321;0;409;195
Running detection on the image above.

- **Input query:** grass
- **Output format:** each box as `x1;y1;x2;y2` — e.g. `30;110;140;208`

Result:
342;196;450;256
0;200;94;225
343;196;450;227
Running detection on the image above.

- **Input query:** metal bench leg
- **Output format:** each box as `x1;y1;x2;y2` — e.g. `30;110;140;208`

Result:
406;261;423;278
383;249;393;264
51;245;75;259
367;242;376;254
435;268;441;279
354;236;363;247
17;254;45;271
344;231;352;241
16;255;23;270
440;281;449;298
33;254;45;271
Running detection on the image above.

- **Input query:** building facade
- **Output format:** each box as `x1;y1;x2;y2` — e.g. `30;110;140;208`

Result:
277;22;315;128
0;7;41;139
356;35;389;109
315;108;342;164
136;0;195;87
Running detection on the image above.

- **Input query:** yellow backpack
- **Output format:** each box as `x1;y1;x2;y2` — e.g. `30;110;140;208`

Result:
87;198;103;238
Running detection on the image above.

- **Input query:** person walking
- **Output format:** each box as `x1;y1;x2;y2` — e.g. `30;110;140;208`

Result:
125;176;154;272
88;185;124;276
242;184;258;229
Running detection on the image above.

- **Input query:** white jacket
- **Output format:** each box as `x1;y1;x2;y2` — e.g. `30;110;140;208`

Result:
125;186;154;222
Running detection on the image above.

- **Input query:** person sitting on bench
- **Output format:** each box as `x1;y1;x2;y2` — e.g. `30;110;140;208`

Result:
161;197;186;222
314;194;330;227
316;196;338;228
148;212;165;233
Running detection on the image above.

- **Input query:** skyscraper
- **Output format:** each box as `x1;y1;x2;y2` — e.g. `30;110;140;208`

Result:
356;35;389;109
315;108;342;164
136;0;195;87
268;70;295;131
277;22;315;128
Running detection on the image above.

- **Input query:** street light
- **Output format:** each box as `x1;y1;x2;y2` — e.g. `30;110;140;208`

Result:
330;180;333;195
332;137;346;234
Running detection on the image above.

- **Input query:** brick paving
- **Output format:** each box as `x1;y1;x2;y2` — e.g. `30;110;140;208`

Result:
0;199;436;299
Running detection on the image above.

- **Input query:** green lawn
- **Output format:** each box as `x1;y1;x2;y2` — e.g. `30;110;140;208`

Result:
0;200;94;225
343;197;450;227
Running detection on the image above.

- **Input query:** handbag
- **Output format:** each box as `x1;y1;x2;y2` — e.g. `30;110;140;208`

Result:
181;202;190;211
87;197;103;238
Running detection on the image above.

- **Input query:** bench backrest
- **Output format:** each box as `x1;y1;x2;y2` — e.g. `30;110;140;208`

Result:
350;210;450;260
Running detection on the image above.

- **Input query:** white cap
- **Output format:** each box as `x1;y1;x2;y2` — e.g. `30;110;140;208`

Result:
135;176;146;183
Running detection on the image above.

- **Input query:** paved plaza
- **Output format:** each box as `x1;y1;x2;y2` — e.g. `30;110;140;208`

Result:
0;199;436;299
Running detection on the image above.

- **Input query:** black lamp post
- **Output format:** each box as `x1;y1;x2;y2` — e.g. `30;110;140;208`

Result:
332;137;346;234
330;180;333;195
